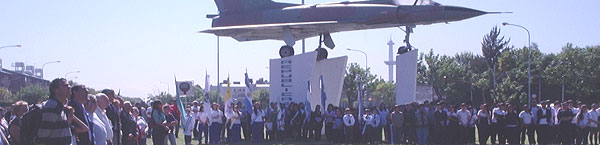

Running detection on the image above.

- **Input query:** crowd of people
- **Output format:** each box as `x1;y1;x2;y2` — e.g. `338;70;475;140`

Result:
0;78;599;145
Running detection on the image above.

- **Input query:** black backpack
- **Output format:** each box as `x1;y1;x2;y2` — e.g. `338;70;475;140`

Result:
20;105;42;145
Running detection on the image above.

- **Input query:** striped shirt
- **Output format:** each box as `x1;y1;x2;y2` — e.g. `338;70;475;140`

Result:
37;98;72;145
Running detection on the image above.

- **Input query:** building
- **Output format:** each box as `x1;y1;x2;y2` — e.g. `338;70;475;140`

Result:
1;65;50;93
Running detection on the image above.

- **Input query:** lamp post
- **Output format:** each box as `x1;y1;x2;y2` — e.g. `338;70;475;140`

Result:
502;22;531;105
41;61;61;79
347;48;369;104
64;71;80;78
0;45;21;50
160;82;171;95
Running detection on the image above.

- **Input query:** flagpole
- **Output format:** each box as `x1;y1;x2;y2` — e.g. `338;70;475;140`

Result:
217;36;221;103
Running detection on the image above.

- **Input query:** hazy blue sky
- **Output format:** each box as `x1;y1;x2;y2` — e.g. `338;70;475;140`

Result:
1;0;599;98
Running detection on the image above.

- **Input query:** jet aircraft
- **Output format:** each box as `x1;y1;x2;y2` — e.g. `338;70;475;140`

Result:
201;0;494;60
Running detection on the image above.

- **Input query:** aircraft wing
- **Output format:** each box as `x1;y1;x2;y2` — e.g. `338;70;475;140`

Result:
200;21;340;42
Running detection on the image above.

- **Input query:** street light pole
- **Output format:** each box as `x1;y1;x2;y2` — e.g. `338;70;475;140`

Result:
41;61;61;79
160;82;171;94
0;45;21;50
347;48;368;104
64;71;80;79
503;22;531;105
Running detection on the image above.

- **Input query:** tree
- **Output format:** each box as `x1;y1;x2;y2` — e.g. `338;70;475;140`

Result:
252;89;269;108
148;92;174;104
0;87;14;106
372;82;395;105
341;63;377;108
481;26;512;90
15;84;49;104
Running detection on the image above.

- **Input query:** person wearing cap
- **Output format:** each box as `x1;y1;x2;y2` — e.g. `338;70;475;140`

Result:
537;101;553;144
432;102;446;144
362;109;376;143
342;108;355;143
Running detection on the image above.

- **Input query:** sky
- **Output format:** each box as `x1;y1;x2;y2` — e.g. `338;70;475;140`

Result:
1;0;599;98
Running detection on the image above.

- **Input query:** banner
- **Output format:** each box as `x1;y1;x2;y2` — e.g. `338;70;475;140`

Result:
176;81;194;97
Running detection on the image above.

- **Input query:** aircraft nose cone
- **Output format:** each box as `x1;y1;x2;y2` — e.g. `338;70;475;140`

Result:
442;6;487;21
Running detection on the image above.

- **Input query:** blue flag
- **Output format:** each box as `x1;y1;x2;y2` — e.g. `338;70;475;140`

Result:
243;72;254;114
320;76;327;114
175;76;187;126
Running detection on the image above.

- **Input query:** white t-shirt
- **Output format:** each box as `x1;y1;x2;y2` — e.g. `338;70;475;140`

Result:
197;111;209;123
226;111;242;124
589;110;599;127
210;109;223;124
519;111;533;125
572;107;581;124
457;109;471;126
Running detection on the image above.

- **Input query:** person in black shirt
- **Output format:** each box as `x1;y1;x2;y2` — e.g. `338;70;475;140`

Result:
558;102;575;144
505;104;520;145
309;105;324;141
432;102;447;144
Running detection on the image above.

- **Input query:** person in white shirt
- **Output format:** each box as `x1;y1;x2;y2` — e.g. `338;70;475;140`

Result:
456;104;471;144
191;101;200;140
95;93;113;145
182;108;195;145
196;104;209;144
209;103;223;144
251;102;266;143
590;104;600;145
133;107;148;145
226;104;242;143
576;105;591;145
343;108;355;143
491;103;507;144
537;101;553;144
519;105;535;144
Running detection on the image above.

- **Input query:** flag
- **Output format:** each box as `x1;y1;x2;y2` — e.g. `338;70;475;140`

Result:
175;75;187;126
358;81;364;123
243;72;254;114
224;74;233;114
304;79;312;125
319;75;327;115
204;71;211;113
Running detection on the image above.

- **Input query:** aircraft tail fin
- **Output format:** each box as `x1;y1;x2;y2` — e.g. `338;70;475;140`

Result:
214;0;297;14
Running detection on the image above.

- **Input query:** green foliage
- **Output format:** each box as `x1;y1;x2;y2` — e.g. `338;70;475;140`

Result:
15;84;49;104
341;63;377;108
372;82;395;105
0;87;14;106
252;89;269;108
148;92;174;104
